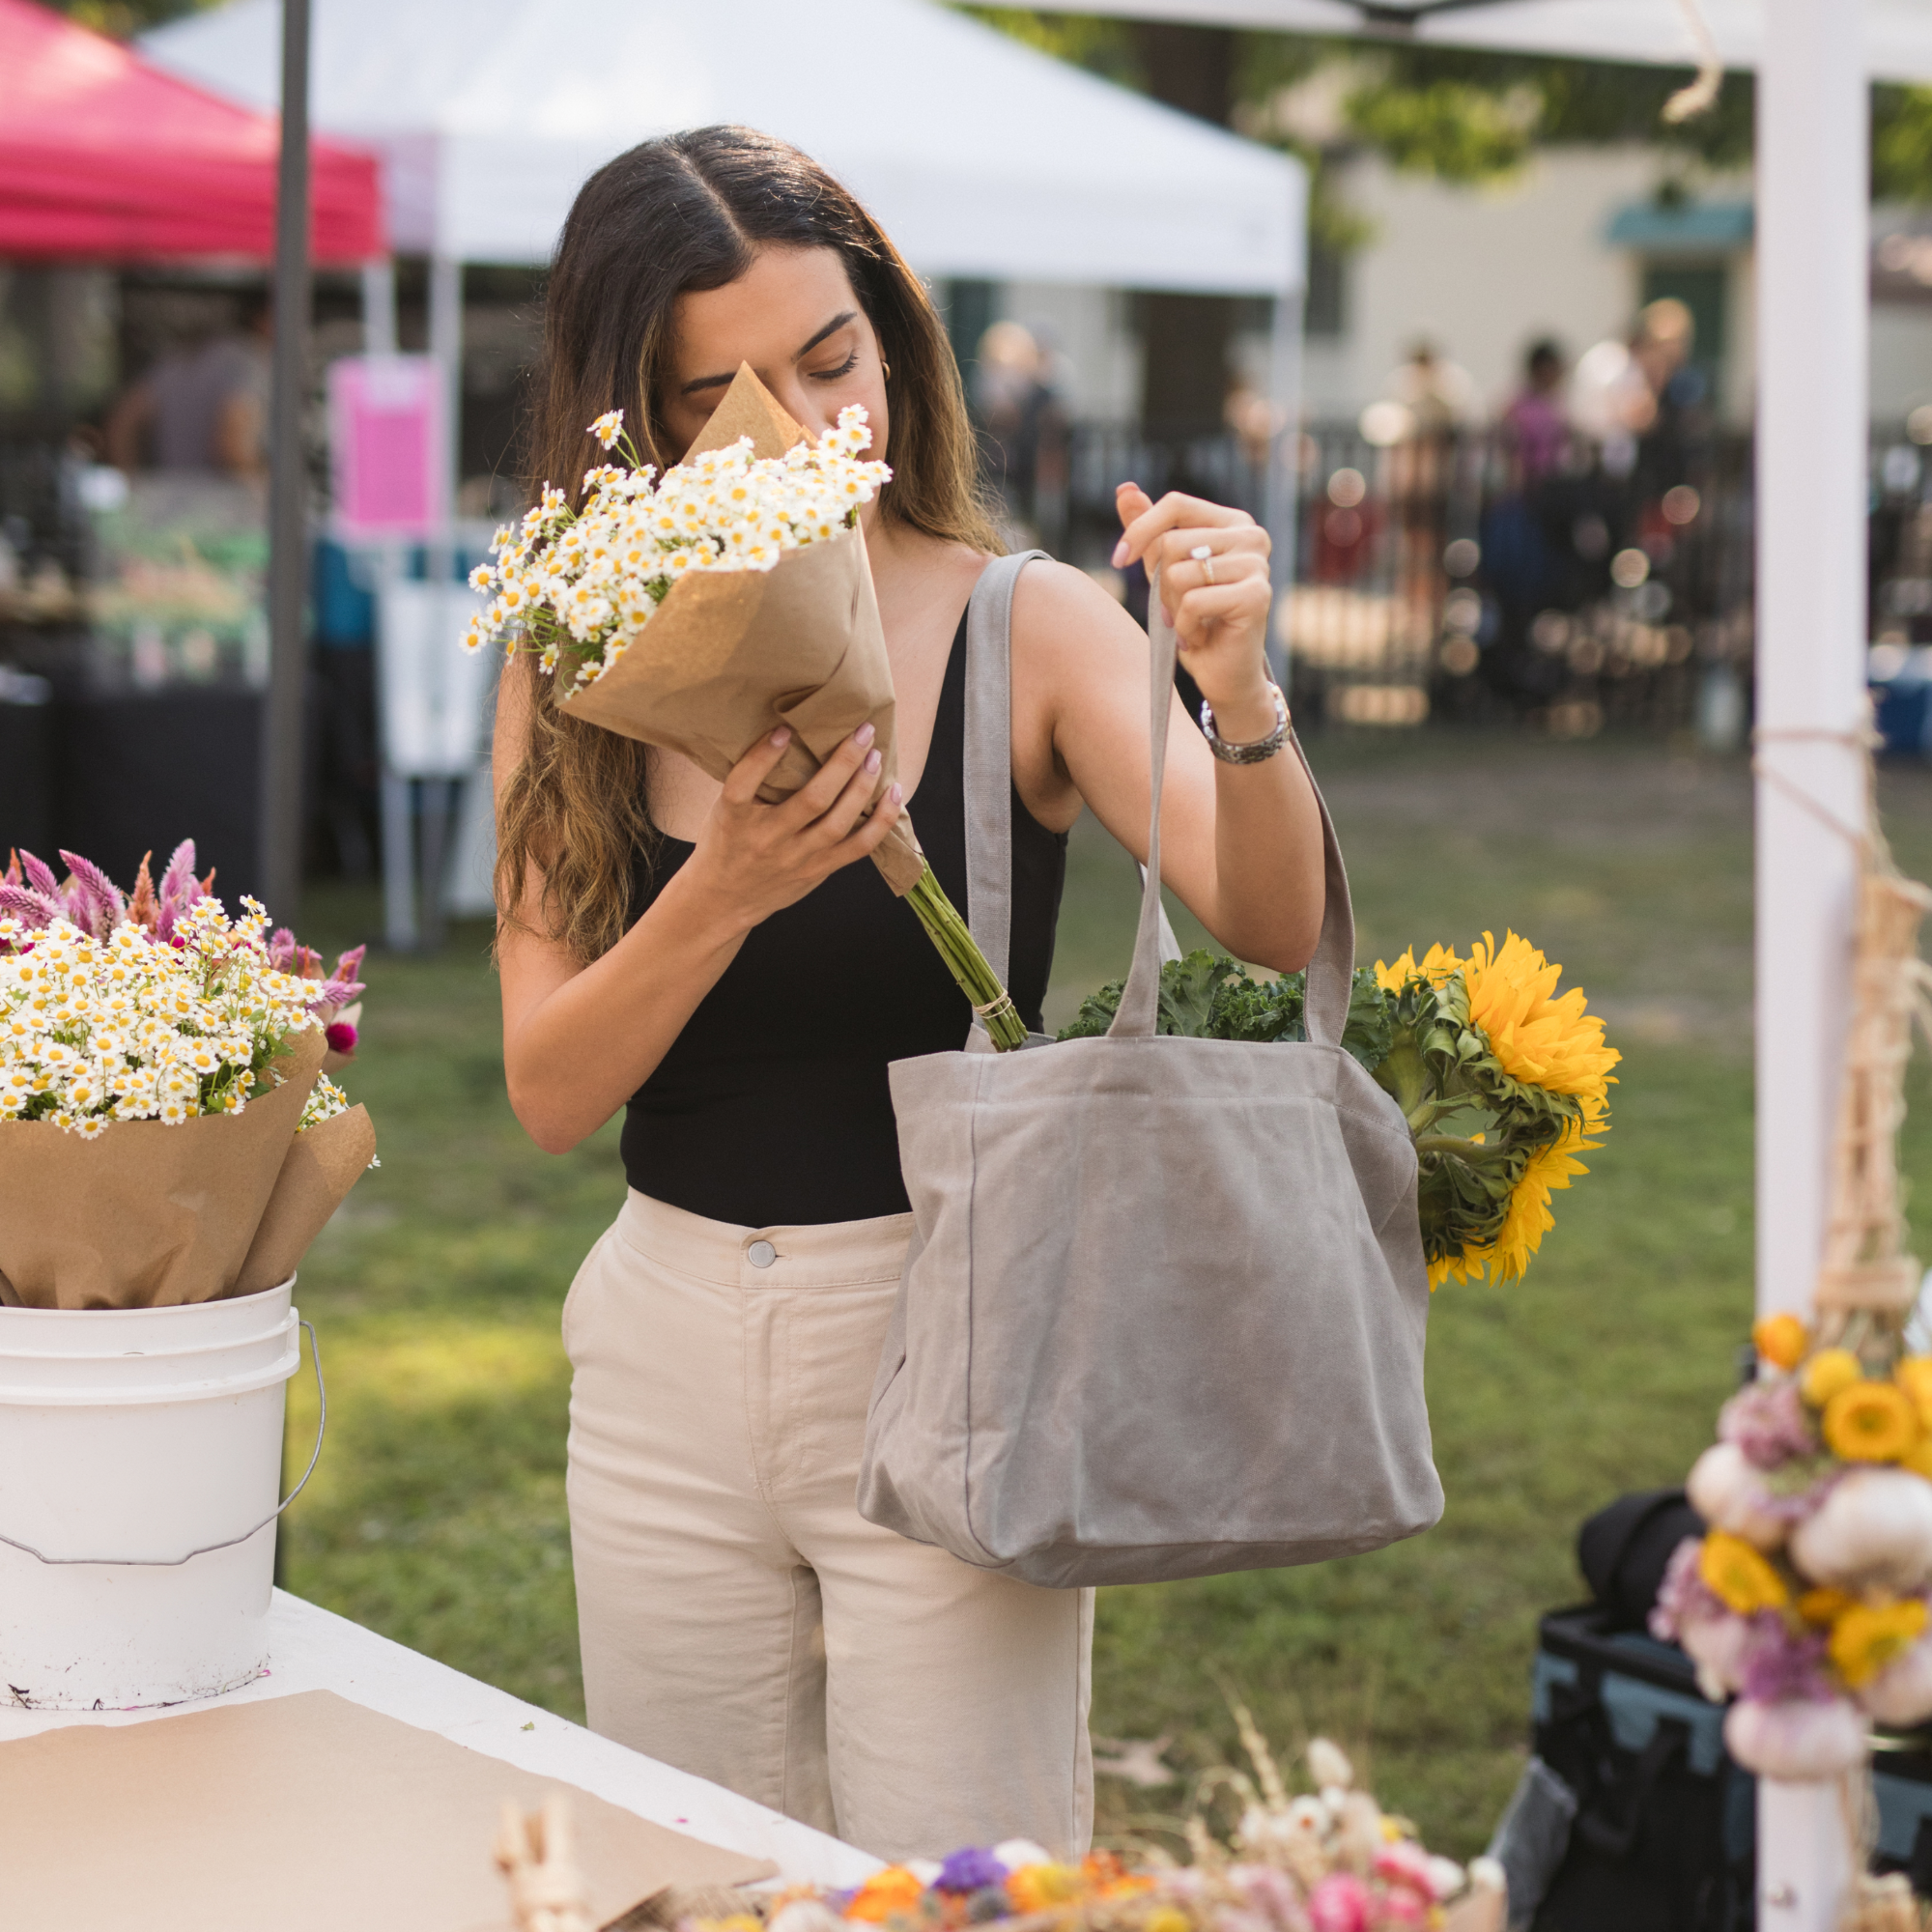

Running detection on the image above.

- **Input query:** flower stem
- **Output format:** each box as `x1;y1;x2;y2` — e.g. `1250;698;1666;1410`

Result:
904;862;1028;1052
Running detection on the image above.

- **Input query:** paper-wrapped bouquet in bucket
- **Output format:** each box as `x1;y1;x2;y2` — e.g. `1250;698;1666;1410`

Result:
0;844;375;1310
465;365;1025;1048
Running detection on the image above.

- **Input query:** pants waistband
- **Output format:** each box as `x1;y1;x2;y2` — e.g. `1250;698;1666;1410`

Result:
615;1188;913;1290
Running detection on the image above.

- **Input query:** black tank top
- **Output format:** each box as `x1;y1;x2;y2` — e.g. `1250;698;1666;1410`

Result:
620;602;1067;1226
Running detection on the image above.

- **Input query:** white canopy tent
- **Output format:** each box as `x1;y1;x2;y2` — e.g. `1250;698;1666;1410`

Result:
1047;0;1932;79
142;0;1304;290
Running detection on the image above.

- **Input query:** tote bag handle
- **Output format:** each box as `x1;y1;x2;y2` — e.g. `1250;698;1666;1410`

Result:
1105;572;1358;1046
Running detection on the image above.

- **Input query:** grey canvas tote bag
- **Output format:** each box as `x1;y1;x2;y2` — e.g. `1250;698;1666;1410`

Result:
858;552;1443;1588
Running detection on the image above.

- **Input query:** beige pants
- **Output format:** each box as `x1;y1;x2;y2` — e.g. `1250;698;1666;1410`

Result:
564;1189;1094;1862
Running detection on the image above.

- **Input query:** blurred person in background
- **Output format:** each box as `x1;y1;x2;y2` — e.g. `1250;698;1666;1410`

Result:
105;290;271;478
974;319;1067;548
1500;338;1570;487
1379;338;1477;630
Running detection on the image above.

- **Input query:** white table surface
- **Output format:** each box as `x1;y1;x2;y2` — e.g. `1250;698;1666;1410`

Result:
0;1590;880;1890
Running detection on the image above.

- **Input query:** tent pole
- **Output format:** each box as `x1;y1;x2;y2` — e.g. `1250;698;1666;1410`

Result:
1753;0;1869;1923
1264;276;1303;692
262;0;311;918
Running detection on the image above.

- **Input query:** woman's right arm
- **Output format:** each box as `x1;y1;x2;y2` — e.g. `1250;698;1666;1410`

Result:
496;670;905;1154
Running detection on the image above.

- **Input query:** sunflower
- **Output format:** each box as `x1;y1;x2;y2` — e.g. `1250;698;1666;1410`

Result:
1374;943;1463;995
1699;1530;1790;1615
1476;1116;1601;1286
1823;1379;1919;1463
1829;1598;1928;1687
1462;930;1622;1102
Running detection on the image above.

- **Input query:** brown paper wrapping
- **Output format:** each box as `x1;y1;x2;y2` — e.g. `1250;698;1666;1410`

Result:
563;364;926;895
0;1025;371;1310
234;1101;377;1296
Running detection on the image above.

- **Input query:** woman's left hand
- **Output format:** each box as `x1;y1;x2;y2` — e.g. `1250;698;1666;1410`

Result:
1111;483;1275;729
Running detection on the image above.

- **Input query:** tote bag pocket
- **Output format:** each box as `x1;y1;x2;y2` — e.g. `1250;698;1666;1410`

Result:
858;556;1442;1587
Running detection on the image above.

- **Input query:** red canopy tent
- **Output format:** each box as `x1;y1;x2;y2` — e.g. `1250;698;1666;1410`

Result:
0;0;381;263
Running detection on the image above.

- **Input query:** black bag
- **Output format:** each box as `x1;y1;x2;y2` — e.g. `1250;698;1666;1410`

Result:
1523;1605;1754;1932
1576;1485;1704;1632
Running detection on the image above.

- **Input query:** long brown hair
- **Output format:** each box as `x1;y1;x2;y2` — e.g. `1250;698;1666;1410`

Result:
496;125;1000;961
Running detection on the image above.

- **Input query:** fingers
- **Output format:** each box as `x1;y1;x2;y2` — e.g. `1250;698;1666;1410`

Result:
823;780;907;870
1167;579;1270;650
1114;480;1152;534
1159;541;1269;609
777;722;882;829
721;725;798;807
1112;490;1257;570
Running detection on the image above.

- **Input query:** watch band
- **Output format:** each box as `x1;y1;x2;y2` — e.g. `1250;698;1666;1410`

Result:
1200;682;1291;764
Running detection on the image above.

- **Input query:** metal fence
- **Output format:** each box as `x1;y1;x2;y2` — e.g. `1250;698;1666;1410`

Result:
1030;415;1932;740
1051;417;1768;738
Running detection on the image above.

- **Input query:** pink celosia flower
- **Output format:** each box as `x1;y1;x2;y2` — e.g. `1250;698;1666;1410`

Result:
1307;1874;1371;1932
1719;1380;1818;1470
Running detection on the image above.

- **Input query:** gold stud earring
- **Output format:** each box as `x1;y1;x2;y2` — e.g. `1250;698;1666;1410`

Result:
883;361;893;381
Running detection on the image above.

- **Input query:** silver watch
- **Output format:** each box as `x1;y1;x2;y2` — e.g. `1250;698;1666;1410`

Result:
1200;682;1291;764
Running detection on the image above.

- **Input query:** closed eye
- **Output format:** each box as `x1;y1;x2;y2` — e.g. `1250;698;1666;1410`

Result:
810;352;859;382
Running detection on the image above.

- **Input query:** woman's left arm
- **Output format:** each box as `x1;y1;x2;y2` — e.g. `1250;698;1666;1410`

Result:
1010;485;1325;974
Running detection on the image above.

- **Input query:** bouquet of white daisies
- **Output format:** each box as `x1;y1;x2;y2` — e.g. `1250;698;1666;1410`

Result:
468;364;1025;1049
0;891;376;1309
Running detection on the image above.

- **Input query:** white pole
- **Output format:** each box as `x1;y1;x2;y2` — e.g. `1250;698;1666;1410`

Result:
1754;0;1869;1924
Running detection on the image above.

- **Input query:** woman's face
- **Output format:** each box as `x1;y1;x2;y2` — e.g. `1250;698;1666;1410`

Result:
661;244;888;469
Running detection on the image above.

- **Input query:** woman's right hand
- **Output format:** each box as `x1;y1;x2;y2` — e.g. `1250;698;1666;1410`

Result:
675;724;905;935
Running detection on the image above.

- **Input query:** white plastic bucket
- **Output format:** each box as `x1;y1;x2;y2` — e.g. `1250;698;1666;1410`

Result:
0;1280;318;1710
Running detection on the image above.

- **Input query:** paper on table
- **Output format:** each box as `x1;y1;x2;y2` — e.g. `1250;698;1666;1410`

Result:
0;1689;775;1932
0;1025;355;1309
562;364;925;895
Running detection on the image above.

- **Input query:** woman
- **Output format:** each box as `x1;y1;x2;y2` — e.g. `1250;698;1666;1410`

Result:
494;126;1324;1862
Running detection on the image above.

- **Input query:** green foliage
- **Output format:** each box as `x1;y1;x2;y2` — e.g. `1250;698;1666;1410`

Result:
952;8;1145;89
1875;86;1932;203
1344;76;1540;184
49;0;216;37
1057;948;1392;1071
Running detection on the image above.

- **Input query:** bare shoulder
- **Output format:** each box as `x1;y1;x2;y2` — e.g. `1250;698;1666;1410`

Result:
1010;556;1144;674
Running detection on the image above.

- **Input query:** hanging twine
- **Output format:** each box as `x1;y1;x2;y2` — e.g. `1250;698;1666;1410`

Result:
496;1794;596;1932
1662;0;1724;124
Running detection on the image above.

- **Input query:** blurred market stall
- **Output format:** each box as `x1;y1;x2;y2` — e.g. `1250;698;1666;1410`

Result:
0;0;382;904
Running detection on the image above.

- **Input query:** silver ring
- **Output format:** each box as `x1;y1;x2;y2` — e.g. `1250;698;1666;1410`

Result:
1190;542;1216;583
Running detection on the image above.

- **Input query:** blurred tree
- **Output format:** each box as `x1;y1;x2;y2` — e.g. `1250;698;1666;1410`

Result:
49;0;216;38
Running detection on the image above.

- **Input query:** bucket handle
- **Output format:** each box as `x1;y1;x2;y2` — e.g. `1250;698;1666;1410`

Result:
0;1320;327;1570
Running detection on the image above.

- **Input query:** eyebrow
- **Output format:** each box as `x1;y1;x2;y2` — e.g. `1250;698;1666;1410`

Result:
679;310;859;397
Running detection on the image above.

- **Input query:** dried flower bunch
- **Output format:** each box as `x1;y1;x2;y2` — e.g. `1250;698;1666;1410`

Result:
0;884;354;1139
678;1721;1503;1932
1654;828;1932;1782
464;406;891;695
1061;931;1618;1288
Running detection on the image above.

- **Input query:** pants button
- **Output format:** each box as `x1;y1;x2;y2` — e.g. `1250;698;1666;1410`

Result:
747;1239;777;1269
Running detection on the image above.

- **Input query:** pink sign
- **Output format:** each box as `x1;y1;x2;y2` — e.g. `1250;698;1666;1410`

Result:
328;355;445;539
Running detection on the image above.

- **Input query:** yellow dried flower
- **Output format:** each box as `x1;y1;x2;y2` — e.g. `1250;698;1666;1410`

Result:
1803;1349;1864;1408
1753;1313;1810;1373
1823;1379;1918;1463
1699;1531;1790;1615
1829;1598;1928;1687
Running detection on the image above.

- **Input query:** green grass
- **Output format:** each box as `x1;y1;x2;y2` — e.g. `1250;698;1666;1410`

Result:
282;734;1932;1861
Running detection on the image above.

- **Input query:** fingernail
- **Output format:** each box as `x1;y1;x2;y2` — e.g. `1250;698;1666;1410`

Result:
770;727;791;747
1111;539;1128;567
855;722;876;748
865;748;882;774
890;782;903;804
